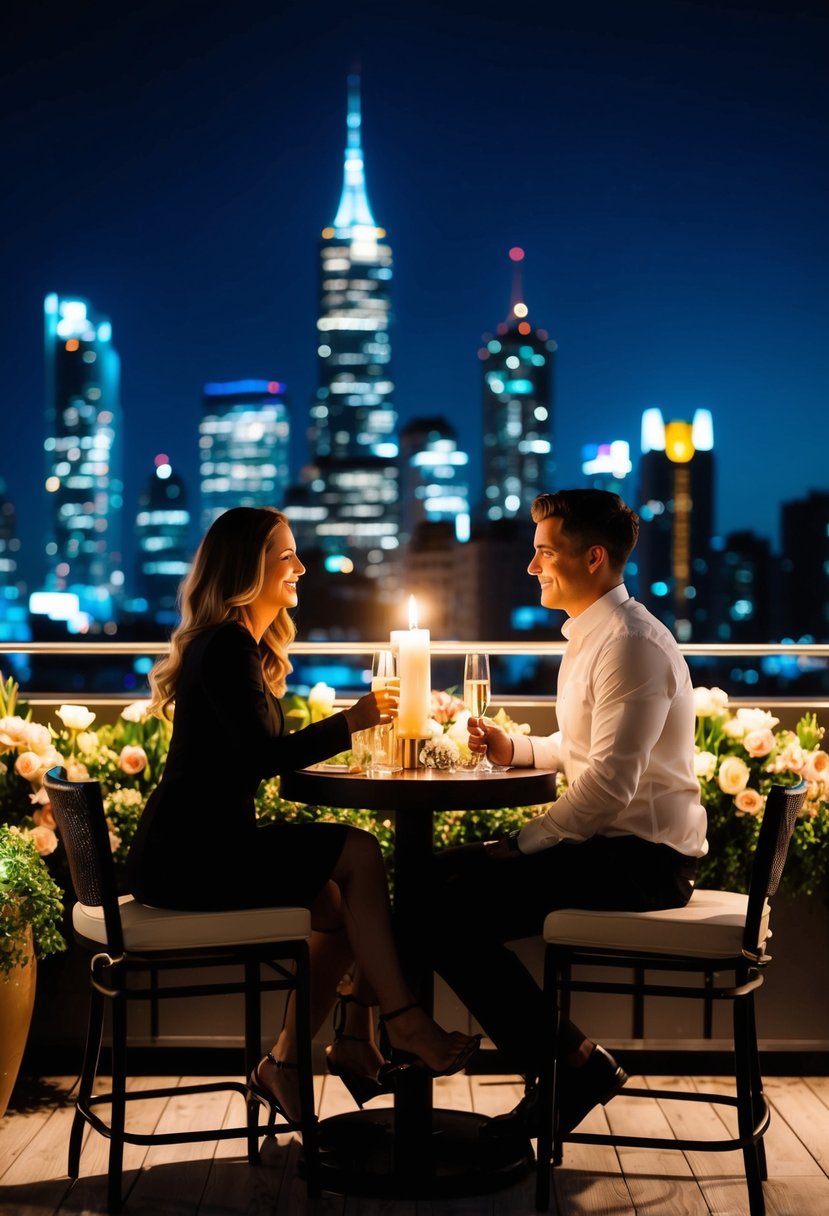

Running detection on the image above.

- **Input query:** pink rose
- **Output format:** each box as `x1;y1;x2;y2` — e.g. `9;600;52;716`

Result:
119;745;148;775
734;789;765;817
15;750;44;781
33;804;57;830
29;825;58;856
743;729;776;759
801;750;829;783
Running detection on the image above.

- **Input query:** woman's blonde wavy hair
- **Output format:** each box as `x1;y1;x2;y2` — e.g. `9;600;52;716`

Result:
148;507;296;719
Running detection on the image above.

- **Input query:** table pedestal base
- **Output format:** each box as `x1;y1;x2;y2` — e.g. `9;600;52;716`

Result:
313;1108;533;1198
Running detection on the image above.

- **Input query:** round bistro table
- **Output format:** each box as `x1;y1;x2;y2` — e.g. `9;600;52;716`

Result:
280;765;558;1198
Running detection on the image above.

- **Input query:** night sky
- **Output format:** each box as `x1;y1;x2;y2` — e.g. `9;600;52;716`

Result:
3;0;827;586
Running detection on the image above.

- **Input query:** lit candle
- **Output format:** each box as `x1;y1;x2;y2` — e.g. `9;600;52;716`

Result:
391;595;431;738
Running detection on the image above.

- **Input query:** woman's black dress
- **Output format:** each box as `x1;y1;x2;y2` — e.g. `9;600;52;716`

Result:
125;621;352;910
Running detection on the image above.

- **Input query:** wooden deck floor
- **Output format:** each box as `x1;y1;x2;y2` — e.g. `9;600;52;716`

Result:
2;1073;829;1215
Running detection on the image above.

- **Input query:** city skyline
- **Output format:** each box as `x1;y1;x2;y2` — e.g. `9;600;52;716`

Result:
3;0;827;588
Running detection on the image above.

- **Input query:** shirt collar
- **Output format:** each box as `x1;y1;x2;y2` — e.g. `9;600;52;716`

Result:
561;583;630;641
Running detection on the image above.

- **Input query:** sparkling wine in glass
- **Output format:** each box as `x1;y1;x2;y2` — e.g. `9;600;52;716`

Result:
464;652;492;772
369;650;401;775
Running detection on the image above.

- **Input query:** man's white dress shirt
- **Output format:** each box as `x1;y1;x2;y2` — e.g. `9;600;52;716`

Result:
513;584;708;858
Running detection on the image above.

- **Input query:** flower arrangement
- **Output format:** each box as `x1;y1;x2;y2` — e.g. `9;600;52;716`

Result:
693;687;829;896
419;689;532;771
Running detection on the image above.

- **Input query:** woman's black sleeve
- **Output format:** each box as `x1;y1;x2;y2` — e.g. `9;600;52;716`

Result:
198;624;352;776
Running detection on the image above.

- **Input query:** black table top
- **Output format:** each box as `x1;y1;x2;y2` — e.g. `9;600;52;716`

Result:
280;765;558;812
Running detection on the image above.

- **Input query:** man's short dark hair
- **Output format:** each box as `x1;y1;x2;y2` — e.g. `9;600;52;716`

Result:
531;489;639;573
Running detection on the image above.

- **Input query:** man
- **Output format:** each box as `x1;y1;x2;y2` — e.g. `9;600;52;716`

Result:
430;488;707;1140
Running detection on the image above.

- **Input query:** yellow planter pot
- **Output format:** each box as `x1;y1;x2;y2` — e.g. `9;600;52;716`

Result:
0;927;37;1118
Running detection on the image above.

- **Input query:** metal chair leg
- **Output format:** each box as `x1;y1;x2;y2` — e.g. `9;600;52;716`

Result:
107;989;127;1215
70;983;105;1177
734;997;766;1216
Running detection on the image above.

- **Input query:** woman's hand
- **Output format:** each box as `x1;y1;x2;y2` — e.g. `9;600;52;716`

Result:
343;684;399;734
467;717;514;767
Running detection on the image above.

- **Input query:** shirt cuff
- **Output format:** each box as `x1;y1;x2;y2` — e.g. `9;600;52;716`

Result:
517;816;562;854
510;734;535;766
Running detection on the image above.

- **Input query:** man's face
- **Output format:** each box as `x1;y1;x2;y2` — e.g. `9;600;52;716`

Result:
527;516;599;617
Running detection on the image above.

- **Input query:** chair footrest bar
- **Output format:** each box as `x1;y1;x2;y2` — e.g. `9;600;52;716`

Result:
563;1127;767;1153
85;1080;250;1105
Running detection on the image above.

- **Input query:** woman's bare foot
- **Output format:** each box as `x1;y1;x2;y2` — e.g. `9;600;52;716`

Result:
250;1054;302;1124
381;1004;479;1075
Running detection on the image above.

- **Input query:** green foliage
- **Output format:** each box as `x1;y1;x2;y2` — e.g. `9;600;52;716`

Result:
0;825;65;976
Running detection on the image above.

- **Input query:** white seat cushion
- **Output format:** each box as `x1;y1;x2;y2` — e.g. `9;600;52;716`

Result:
542;889;769;960
73;895;311;952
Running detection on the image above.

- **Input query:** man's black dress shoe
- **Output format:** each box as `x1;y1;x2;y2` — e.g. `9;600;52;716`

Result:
482;1045;628;1142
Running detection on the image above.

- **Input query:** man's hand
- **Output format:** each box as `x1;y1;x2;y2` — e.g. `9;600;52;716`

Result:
467;717;514;767
483;836;515;860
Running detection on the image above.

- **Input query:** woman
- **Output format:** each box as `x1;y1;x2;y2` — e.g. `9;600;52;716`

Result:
126;506;478;1121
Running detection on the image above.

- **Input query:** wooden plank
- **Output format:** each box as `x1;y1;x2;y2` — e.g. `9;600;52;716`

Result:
698;1076;823;1178
599;1075;709;1216
124;1076;235;1215
66;1075;181;1214
767;1077;829;1177
0;1077;77;1179
652;1075;752;1216
0;1096;78;1216
553;1105;635;1216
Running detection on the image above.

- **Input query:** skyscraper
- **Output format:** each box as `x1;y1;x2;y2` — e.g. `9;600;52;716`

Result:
135;456;191;626
40;293;124;627
199;379;290;530
479;248;556;523
399;417;470;545
297;73;398;576
779;490;829;641
0;479;29;645
635;407;715;641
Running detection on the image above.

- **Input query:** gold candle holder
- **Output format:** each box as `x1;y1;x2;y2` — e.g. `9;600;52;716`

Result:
397;737;424;769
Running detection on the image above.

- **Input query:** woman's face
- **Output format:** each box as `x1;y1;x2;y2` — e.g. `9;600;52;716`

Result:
259;521;306;614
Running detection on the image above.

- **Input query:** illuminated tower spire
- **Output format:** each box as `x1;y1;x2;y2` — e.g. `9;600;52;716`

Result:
332;74;376;231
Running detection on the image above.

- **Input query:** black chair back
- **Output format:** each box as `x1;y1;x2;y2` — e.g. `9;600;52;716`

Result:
743;780;807;958
44;766;125;956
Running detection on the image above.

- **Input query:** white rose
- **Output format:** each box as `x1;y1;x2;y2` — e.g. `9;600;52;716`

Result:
23;721;53;755
693;750;717;780
717;755;751;795
57;704;96;731
307;683;336;713
723;717;747;740
121;700;151;723
773;741;805;774
693;686;729;717
802;750;829;783
446;709;472;743
119;745;148;775
0;716;28;749
743;729;776;759
76;730;99;756
735;707;779;733
425;718;445;739
66;758;91;781
734;789;765;817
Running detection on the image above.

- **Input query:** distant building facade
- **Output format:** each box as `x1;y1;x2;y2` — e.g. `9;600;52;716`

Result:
135;457;191;626
399;417;470;545
780;490;829;641
635;407;715;641
292;74;398;578
712;530;775;643
479;249;555;523
0;479;29;644
37;293;124;630
199;379;290;530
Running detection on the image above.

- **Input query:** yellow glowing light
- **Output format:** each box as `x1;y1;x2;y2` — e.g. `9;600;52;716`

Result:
376;227;386;237
665;421;695;464
321;227;335;239
45;476;60;492
65;339;80;351
514;302;528;318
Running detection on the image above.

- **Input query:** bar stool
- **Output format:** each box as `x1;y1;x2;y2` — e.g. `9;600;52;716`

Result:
534;780;808;1216
44;766;320;1213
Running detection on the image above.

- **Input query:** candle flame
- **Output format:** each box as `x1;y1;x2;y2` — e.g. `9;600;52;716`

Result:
408;595;418;630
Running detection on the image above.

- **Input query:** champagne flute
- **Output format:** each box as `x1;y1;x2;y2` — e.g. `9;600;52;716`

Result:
464;652;492;773
369;650;401;775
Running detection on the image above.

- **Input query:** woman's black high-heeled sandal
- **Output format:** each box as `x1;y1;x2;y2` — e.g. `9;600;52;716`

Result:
379;1003;482;1077
248;1052;298;1129
325;994;408;1109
